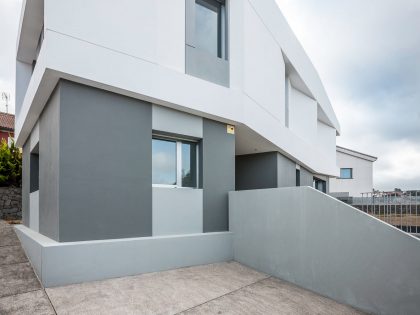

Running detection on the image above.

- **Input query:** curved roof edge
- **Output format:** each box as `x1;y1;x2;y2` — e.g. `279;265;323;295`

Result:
249;0;341;134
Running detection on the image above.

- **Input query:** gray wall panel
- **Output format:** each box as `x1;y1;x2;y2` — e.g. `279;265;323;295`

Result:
58;81;152;242
202;119;235;232
39;86;60;241
152;188;203;236
186;46;230;87
277;153;296;188
21;140;30;226
235;152;278;190
300;167;313;187
230;187;420;315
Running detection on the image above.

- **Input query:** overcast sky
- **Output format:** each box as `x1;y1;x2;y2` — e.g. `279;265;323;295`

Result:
0;0;419;191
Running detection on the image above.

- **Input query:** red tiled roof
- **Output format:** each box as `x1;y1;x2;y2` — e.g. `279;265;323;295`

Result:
0;112;15;131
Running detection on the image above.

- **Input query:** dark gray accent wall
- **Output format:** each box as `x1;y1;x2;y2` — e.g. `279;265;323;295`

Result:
58;80;152;242
236;152;312;191
277;153;296;188
235;152;278;191
21;140;30;227
202;119;235;232
29;153;39;193
39;85;61;241
186;46;230;87
300;167;313;187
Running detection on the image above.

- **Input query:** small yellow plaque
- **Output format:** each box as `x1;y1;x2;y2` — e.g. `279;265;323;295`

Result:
227;125;235;134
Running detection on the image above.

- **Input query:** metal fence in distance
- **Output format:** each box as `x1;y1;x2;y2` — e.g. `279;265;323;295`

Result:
351;190;420;234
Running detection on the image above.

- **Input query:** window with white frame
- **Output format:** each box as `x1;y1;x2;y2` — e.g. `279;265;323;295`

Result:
152;137;198;188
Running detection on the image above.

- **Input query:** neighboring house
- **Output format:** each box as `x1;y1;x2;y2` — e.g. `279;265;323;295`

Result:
329;146;377;198
14;0;340;285
0;112;15;144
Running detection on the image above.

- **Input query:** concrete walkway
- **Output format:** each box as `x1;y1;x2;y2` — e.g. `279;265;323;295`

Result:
0;221;55;314
1;221;366;315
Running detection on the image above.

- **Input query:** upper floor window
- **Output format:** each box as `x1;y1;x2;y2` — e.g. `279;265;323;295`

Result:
152;137;198;188
195;0;226;58
340;168;353;179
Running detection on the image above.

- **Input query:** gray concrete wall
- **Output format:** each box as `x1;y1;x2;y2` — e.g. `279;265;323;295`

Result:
276;153;296;188
58;80;152;242
21;140;30;226
235;152;278;191
202;119;235;232
300;167;313;187
39;86;60;241
152;187;203;236
229;187;420;315
15;224;233;288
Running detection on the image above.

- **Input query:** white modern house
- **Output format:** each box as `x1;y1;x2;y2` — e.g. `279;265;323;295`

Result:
13;1;420;314
329;146;377;198
15;0;339;247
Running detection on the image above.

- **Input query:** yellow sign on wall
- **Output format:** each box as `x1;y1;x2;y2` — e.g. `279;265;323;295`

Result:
227;125;235;134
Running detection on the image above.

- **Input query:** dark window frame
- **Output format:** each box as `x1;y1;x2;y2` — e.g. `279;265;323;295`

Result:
340;168;353;179
195;0;226;59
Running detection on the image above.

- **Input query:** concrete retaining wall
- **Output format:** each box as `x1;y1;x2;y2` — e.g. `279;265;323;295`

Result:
15;224;233;287
0;186;22;220
229;186;420;315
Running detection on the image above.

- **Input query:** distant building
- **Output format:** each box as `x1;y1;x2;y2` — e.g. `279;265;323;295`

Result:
0;112;15;144
329;146;377;198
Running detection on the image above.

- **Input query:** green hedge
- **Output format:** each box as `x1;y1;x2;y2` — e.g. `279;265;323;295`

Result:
0;138;22;187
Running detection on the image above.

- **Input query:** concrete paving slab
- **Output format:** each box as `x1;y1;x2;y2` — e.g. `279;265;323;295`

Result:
46;261;268;315
0;290;55;315
0;226;20;247
0;245;28;266
0;262;42;298
181;277;366;315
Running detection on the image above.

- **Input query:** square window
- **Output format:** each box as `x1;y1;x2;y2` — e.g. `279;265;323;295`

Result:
340;168;353;179
152;137;199;188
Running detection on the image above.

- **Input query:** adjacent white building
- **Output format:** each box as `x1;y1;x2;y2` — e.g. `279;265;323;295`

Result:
329;146;377;197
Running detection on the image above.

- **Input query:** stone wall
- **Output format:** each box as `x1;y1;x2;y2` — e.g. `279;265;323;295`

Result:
0;186;22;220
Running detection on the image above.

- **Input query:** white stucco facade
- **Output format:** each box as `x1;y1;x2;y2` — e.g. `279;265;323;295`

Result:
329;146;377;197
15;0;340;177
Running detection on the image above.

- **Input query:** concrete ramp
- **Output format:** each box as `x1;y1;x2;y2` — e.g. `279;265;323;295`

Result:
229;187;420;315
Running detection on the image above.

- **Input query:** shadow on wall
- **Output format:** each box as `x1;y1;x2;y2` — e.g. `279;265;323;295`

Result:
229;186;420;315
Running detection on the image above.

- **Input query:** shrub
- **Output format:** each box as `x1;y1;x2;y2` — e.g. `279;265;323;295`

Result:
0;138;22;187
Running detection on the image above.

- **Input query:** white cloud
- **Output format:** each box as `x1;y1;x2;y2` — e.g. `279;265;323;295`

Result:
276;0;420;190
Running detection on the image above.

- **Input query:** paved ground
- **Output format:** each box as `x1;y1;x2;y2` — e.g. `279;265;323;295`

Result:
0;221;55;315
0;221;366;315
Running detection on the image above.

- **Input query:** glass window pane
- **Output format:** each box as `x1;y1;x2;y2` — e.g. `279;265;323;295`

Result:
182;142;197;187
152;139;177;185
195;1;220;57
340;168;352;179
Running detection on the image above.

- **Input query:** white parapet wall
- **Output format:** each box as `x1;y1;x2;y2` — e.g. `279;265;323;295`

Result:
229;186;420;315
15;225;233;287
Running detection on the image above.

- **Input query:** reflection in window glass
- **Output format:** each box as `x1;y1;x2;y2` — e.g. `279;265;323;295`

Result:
340;168;353;179
182;142;197;187
152;139;177;185
195;0;220;57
